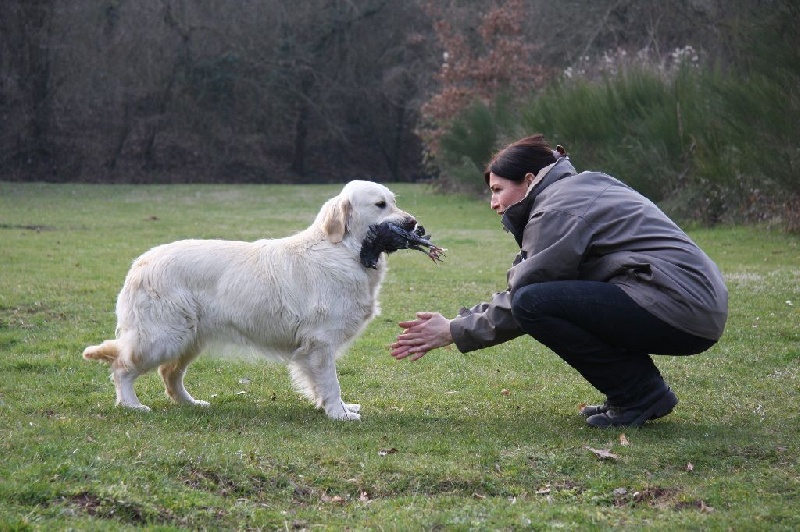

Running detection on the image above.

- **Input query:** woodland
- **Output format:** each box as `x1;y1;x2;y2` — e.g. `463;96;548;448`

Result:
1;0;797;211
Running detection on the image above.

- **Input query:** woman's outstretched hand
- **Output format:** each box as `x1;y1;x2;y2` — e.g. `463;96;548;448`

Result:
390;312;453;361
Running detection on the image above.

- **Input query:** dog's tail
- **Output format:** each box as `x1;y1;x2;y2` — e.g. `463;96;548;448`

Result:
82;339;120;363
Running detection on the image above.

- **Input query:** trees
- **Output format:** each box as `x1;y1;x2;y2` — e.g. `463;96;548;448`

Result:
0;1;56;177
270;0;430;180
0;0;785;186
0;0;437;182
415;0;553;185
422;0;800;229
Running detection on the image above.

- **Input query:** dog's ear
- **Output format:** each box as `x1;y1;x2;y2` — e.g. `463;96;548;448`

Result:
322;197;352;243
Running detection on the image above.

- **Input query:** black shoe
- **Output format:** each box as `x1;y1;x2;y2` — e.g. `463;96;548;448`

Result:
586;388;678;428
580;402;608;417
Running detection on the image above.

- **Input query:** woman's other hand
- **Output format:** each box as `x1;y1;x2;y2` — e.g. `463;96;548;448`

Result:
390;312;453;361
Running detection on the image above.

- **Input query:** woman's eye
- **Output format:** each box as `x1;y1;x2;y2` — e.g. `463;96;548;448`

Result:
376;201;387;209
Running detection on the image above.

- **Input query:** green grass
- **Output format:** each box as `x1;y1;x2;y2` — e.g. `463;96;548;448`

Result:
1;182;798;530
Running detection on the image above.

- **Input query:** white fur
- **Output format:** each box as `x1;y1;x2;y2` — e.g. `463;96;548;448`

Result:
83;180;416;420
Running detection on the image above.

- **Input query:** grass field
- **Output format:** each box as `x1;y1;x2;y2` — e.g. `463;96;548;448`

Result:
1;181;798;530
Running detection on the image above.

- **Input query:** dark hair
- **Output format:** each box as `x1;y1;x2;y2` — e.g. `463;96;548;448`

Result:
484;134;565;185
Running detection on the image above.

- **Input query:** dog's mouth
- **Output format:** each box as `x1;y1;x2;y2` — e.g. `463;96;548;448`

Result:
359;221;446;269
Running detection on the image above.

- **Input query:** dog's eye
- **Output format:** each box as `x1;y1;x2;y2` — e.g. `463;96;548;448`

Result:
376;201;387;209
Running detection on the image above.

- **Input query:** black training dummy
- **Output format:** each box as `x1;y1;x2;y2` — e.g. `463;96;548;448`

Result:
359;223;445;269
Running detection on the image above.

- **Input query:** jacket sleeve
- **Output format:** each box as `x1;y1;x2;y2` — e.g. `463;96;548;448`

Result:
506;209;591;297
449;210;591;353
450;289;525;353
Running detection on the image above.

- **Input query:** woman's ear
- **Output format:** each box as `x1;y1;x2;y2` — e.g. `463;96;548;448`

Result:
524;172;535;187
321;196;352;243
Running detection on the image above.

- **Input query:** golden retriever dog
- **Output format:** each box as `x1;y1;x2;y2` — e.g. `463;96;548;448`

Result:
83;180;418;420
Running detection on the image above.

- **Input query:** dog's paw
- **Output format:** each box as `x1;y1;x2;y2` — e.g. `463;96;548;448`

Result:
117;402;151;412
326;402;362;421
339;410;361;421
344;403;361;413
189;399;210;407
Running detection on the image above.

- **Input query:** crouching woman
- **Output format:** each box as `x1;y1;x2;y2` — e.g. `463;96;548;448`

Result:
390;134;728;428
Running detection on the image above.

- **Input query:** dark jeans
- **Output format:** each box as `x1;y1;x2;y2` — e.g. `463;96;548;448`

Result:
510;281;716;405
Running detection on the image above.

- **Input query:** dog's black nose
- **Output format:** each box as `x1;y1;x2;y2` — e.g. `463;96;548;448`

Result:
401;217;417;230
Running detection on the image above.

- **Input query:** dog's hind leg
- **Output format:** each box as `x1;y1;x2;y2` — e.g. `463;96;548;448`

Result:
112;361;151;412
159;348;208;407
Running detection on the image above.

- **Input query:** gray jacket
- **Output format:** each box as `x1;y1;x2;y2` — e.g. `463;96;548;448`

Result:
450;158;728;352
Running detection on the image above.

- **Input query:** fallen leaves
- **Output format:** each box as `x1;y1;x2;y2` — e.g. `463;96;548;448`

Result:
319;489;373;505
698;500;715;513
584;433;630;460
584;446;619;460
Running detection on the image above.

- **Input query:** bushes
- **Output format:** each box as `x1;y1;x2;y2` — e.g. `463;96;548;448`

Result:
431;3;800;230
437;66;711;201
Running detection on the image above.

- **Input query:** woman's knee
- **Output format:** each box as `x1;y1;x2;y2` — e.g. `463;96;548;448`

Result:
510;284;548;325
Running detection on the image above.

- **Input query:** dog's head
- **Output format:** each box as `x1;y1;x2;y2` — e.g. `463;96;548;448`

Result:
317;180;416;244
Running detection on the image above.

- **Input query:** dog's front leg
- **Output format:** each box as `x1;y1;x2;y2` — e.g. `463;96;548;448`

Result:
343;402;361;413
301;348;361;421
289;339;360;420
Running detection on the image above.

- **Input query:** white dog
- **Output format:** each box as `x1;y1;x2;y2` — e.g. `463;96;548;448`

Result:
83;180;418;420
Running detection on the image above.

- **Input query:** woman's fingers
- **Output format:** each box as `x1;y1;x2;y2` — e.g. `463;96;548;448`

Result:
390;335;430;359
390;344;423;359
397;311;435;330
391;345;428;360
392;333;432;351
407;350;428;361
392;312;446;362
392;331;424;344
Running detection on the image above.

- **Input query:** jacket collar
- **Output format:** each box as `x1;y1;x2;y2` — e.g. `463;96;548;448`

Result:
501;157;577;246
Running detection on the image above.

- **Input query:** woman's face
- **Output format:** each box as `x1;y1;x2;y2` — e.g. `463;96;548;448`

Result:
488;172;532;215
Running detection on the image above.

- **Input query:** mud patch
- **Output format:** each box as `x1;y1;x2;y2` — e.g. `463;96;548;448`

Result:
0;223;55;231
62;491;171;525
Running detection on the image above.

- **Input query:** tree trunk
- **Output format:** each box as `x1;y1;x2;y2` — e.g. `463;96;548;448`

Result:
11;1;55;172
291;72;313;176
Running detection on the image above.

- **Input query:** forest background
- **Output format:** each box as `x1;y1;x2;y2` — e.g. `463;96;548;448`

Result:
1;0;798;230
